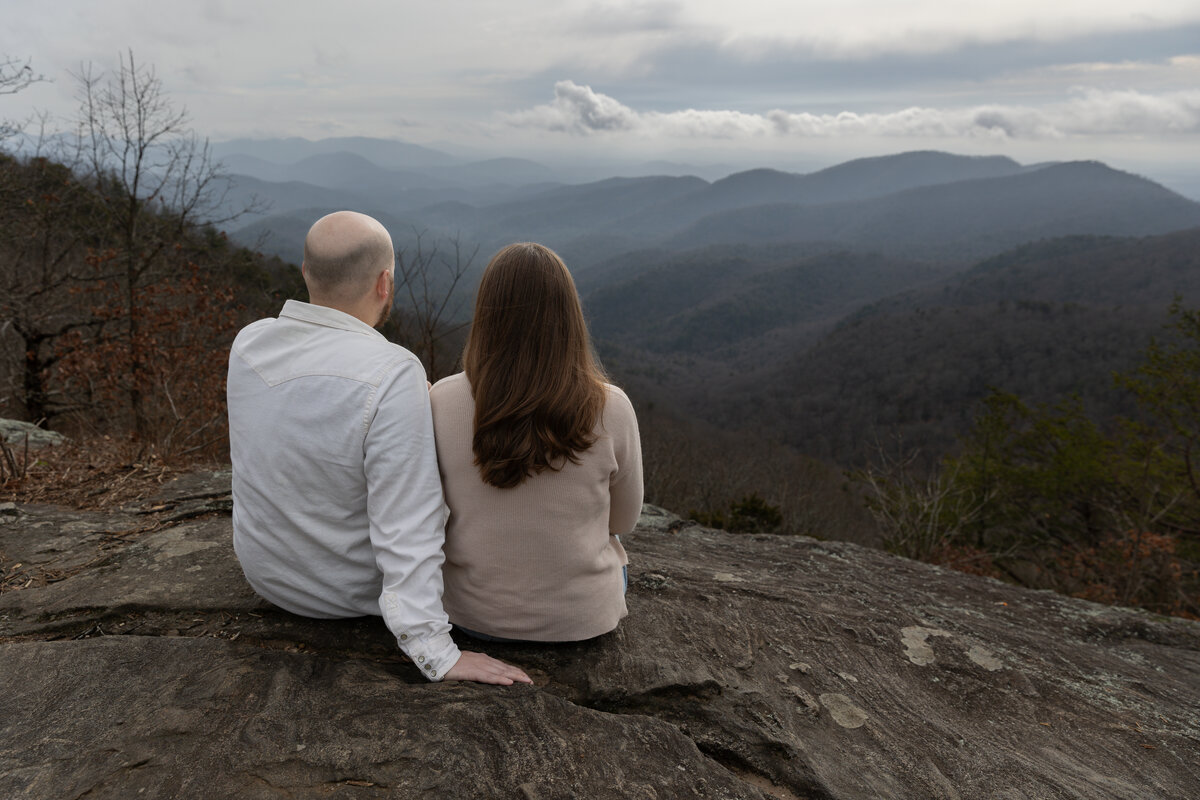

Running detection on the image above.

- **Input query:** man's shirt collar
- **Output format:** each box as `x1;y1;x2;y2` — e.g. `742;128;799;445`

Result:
279;299;386;340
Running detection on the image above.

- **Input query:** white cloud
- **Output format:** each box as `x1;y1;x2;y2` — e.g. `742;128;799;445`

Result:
1060;88;1200;134
504;81;640;133
504;82;768;137
505;81;1200;141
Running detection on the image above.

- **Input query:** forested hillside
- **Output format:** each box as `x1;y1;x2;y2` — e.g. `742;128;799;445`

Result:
583;245;952;357
0;150;301;457
748;228;1200;462
596;229;1200;466
594;228;1200;616
0;56;303;460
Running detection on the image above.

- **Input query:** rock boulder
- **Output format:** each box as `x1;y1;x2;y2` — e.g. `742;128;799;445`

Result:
0;418;66;449
2;470;1198;798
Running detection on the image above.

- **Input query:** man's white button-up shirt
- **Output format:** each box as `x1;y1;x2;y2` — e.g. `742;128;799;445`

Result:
227;299;460;680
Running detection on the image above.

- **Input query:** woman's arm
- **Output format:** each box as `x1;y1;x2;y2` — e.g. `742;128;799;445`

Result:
607;387;644;535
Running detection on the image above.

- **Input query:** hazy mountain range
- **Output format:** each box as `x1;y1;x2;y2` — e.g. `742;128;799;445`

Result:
211;136;1200;466
216;141;1199;269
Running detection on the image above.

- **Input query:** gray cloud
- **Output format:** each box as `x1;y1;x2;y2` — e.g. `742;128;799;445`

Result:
561;1;686;35
6;0;1199;166
513;22;1200;118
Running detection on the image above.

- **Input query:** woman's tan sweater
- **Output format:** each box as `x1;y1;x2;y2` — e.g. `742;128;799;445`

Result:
429;373;643;641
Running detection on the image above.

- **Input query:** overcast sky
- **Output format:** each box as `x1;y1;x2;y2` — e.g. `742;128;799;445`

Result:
4;1;1199;182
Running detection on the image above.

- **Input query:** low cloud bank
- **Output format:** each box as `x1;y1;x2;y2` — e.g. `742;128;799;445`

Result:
504;80;1200;140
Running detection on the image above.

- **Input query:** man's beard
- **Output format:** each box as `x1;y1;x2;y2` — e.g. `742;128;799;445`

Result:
375;273;395;329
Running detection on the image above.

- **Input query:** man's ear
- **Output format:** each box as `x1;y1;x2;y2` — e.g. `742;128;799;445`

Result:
375;269;391;299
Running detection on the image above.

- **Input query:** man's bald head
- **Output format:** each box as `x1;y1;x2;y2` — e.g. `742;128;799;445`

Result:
302;211;395;306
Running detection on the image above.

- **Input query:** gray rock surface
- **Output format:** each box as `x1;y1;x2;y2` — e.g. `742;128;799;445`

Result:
2;471;1199;799
0;418;66;448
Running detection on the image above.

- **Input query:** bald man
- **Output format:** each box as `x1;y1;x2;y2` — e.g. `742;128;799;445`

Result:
227;211;529;685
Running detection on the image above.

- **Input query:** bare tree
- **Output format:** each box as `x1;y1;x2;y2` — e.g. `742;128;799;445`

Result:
0;149;103;422
393;230;477;381
70;50;240;437
0;60;87;423
855;442;992;564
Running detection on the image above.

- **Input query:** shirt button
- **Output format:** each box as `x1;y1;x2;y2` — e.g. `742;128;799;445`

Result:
418;656;425;663
425;663;433;670
400;634;408;640
429;670;437;677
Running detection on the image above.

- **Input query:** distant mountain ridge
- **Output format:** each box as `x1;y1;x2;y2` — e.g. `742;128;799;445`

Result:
578;160;1200;361
665;161;1200;259
614;151;1029;236
211;136;458;169
219;144;1200;275
223;151;456;193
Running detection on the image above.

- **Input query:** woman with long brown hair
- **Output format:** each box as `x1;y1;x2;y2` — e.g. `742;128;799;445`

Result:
429;242;643;641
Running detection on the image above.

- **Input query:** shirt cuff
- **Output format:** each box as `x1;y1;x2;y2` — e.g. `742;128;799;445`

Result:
396;629;461;682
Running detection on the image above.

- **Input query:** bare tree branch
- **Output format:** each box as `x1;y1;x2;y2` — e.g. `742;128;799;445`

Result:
393;229;476;380
0;56;45;145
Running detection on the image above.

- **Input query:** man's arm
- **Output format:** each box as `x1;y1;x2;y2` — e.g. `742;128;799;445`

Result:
365;354;529;684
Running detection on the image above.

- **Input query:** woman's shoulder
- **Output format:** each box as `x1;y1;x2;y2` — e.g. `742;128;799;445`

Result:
431;372;469;392
602;383;637;420
603;382;632;404
430;372;471;407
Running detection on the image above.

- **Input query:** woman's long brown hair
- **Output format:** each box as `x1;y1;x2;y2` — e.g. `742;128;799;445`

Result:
463;242;608;489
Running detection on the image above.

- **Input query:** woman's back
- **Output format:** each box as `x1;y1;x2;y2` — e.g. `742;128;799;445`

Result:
431;373;642;641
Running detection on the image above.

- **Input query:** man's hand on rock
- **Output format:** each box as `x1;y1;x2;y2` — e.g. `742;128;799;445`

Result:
444;651;533;685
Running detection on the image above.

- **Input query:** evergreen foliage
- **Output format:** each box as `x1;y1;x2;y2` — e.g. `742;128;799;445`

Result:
859;304;1200;618
690;492;785;534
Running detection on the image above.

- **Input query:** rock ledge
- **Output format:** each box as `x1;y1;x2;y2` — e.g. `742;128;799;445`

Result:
2;471;1198;798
